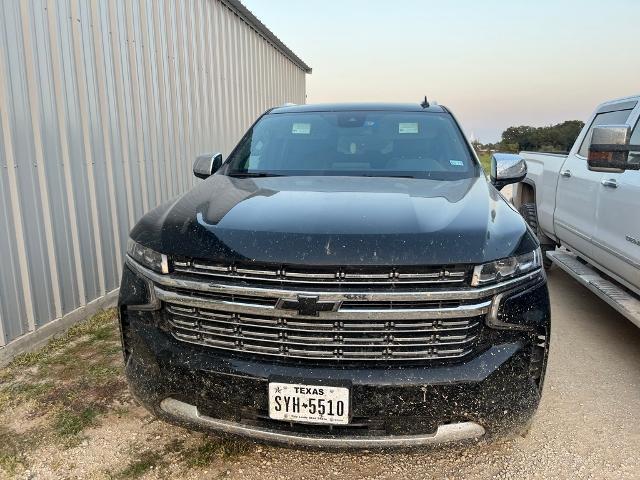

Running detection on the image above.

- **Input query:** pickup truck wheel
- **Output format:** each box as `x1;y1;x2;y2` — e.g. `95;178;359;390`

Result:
518;203;553;269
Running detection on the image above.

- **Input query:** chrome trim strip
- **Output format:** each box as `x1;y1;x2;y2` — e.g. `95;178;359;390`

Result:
155;286;491;320
160;398;485;448
165;306;478;332
173;267;466;285
168;331;475;360
486;271;547;331
284;271;336;279
125;256;543;302
175;262;468;284
236;267;278;276
169;322;478;348
488;291;534;331
343;272;391;279
191;262;230;272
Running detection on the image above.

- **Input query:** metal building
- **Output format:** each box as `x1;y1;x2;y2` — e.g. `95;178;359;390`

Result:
0;0;310;365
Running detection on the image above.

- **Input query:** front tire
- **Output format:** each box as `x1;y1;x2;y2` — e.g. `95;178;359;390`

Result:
519;203;553;269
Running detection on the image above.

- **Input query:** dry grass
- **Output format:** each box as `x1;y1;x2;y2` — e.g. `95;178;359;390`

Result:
0;309;126;474
0;309;253;479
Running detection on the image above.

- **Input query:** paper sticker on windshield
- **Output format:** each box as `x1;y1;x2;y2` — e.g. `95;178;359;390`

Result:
398;122;419;134
449;160;464;166
292;123;311;134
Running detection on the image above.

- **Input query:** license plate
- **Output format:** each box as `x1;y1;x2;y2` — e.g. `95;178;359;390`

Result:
268;382;350;425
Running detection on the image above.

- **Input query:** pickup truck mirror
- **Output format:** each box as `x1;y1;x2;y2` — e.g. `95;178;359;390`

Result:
490;153;527;190
193;152;223;179
588;125;640;173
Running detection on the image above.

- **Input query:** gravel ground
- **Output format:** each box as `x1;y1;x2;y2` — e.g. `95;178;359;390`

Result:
186;267;640;480
2;267;639;479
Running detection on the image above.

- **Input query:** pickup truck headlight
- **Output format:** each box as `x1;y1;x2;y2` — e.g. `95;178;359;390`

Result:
127;239;170;274
471;248;541;286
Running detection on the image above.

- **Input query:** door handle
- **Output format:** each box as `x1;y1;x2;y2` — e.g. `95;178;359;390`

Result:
560;169;572;178
601;178;618;189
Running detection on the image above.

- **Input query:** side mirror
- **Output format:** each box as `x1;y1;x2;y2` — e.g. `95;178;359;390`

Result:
490;153;527;190
588;125;640;173
193;152;223;179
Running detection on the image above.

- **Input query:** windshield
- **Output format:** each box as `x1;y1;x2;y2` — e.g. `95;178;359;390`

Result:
226;111;478;180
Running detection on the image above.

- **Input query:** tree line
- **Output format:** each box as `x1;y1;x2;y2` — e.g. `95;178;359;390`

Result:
474;120;585;153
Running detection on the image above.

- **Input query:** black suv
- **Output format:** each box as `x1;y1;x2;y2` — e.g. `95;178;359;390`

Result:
118;103;550;448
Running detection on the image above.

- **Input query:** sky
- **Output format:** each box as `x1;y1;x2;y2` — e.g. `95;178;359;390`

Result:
241;0;640;143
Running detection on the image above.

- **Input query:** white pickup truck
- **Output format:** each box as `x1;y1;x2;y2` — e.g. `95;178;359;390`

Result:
512;94;640;327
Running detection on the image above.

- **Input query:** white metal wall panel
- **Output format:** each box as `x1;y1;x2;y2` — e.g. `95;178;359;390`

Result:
0;0;307;357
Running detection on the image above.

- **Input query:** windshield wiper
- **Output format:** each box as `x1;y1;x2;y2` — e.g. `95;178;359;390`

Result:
227;172;284;178
357;174;416;179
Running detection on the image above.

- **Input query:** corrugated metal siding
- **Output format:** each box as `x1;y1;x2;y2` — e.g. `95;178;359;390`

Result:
0;0;307;353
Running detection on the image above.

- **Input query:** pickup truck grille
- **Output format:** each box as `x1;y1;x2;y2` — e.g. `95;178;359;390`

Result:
165;303;482;361
119;255;501;362
173;260;469;287
128;257;543;362
152;260;491;361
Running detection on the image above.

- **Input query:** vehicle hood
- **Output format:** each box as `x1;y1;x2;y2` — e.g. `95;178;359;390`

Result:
130;175;537;266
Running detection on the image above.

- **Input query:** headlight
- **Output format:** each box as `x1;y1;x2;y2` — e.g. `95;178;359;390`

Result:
127;239;169;274
471;248;541;286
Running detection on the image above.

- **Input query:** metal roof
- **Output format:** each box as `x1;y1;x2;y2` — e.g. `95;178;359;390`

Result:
270;103;447;114
222;0;312;73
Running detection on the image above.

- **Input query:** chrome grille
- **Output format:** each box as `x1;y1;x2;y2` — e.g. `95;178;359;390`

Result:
162;295;487;361
128;256;545;362
173;260;469;287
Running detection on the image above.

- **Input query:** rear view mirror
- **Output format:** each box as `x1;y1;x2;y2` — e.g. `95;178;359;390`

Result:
588;125;640;173
193;152;223;179
490;153;527;190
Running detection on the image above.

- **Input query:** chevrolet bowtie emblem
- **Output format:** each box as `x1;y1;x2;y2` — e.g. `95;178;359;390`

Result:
276;295;340;316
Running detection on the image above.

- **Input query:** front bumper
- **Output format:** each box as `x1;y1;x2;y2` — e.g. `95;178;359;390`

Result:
118;261;550;449
121;316;543;448
160;397;486;448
